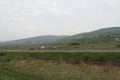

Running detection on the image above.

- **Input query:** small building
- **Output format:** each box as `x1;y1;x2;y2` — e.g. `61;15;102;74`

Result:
40;45;46;49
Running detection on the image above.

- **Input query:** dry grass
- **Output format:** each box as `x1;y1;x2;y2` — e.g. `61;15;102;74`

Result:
8;59;120;80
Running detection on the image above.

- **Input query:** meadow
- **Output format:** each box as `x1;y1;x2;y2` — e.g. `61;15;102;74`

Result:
0;52;120;80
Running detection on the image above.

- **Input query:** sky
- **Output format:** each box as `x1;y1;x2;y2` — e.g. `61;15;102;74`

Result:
0;0;120;41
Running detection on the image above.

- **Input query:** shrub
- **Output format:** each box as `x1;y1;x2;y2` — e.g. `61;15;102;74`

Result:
0;52;6;56
69;42;80;45
70;57;81;65
116;44;120;48
29;48;35;50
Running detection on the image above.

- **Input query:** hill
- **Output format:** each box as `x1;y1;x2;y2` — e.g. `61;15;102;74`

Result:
0;35;67;46
0;27;120;46
57;27;120;44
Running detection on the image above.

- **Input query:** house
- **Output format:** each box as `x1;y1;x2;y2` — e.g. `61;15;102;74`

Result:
40;45;46;49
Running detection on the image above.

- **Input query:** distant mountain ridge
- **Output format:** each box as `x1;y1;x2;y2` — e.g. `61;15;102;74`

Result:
0;35;67;46
0;27;120;46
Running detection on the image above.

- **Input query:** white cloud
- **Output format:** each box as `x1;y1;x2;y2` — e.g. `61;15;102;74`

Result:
0;0;120;41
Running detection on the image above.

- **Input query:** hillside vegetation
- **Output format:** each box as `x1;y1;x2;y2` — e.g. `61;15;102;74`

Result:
0;27;120;49
57;27;120;44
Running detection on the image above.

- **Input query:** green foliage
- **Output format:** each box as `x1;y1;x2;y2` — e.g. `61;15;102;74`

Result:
29;47;35;50
0;52;120;65
0;52;6;56
0;52;120;80
116;44;120;48
69;41;80;45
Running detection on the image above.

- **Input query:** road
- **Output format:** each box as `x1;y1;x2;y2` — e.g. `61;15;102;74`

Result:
1;48;120;52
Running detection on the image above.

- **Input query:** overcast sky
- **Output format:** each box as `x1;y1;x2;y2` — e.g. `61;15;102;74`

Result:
0;0;120;41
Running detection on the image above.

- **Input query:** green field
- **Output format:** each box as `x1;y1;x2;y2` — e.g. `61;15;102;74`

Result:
0;52;120;80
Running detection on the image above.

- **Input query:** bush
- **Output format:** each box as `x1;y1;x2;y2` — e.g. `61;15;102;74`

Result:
29;48;35;50
0;52;6;56
116;44;120;48
70;57;81;65
69;42;80;45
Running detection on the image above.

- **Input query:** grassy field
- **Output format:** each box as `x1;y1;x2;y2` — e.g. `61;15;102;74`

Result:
0;42;120;50
0;52;120;80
